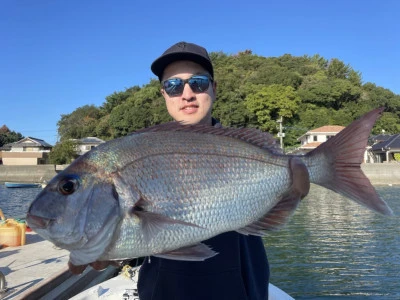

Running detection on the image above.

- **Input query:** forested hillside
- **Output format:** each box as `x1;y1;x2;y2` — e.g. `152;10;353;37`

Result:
57;51;400;148
0;126;23;148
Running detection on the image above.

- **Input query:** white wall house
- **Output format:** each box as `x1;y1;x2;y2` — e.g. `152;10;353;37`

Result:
1;137;52;165
298;125;345;151
74;137;105;155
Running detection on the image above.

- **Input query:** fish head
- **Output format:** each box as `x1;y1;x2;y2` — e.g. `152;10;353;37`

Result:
26;162;121;264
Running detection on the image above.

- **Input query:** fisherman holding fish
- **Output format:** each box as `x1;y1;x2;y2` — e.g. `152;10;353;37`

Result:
137;42;270;299
26;42;393;300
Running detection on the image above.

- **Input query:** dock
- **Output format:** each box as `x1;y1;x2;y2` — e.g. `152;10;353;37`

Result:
0;233;294;299
0;232;69;299
0;232;119;300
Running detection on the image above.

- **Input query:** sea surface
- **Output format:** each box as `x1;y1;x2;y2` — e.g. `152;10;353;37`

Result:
264;185;400;299
0;184;42;218
0;183;399;299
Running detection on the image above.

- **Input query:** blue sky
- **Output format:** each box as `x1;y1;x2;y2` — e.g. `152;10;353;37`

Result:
1;0;399;145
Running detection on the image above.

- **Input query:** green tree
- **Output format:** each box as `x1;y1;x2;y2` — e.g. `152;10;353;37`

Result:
297;105;353;130
348;70;362;86
361;83;400;114
373;112;400;134
101;86;140;114
49;140;78;164
308;54;328;69
95;115;114;141
298;78;361;110
0;125;23;147
107;80;170;137
326;58;351;79
54;50;400;149
245;84;301;132
58;105;102;141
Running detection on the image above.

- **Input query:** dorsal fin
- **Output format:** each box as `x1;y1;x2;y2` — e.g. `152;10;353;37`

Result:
132;122;283;154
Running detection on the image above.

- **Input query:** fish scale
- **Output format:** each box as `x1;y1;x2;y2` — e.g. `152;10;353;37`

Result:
104;150;291;259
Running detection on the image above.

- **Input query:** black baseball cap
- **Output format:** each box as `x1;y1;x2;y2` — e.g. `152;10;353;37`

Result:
151;41;214;80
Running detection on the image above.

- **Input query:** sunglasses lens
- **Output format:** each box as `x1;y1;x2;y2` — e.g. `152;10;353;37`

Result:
163;78;184;96
188;76;210;93
163;75;211;96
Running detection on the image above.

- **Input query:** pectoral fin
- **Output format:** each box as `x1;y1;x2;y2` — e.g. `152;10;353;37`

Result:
154;243;218;261
133;197;203;242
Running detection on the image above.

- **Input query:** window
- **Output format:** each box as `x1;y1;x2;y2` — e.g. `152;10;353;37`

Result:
313;136;318;142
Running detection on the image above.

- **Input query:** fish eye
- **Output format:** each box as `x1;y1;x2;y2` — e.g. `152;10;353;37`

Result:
58;176;80;195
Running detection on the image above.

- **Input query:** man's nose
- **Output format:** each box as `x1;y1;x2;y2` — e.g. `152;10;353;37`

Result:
181;83;196;100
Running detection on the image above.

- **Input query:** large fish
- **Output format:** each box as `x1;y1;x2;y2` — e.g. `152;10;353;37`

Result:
27;108;393;273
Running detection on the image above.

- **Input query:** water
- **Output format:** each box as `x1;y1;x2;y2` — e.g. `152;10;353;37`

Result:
264;185;400;299
0;184;42;218
0;183;399;299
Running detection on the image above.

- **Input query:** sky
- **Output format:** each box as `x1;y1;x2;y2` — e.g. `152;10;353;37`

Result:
1;0;399;145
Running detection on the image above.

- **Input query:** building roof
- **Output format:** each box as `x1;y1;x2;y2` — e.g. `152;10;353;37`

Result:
78;137;105;144
299;142;322;149
0;143;12;151
298;125;345;140
308;125;345;133
370;134;392;144
11;137;52;147
371;134;400;151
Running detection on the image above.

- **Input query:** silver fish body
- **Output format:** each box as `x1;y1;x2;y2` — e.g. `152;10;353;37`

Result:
26;108;393;272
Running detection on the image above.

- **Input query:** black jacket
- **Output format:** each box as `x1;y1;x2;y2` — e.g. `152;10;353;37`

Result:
138;233;269;300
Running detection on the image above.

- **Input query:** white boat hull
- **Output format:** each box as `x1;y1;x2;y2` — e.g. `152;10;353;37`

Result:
70;266;294;300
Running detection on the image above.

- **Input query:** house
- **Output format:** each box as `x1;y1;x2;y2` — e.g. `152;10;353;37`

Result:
1;137;52;165
370;134;400;163
74;137;105;156
297;125;345;152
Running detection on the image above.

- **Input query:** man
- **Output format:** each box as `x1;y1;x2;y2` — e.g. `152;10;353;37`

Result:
137;41;270;300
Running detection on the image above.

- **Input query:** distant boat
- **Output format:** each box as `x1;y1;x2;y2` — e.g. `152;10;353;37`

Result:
5;182;41;188
40;179;48;188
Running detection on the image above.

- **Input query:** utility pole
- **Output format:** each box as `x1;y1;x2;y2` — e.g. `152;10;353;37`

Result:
276;116;285;150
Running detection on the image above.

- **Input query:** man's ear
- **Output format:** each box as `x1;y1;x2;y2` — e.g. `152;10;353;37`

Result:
212;81;217;98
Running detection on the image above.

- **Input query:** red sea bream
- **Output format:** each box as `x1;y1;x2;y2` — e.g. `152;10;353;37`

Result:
26;108;393;273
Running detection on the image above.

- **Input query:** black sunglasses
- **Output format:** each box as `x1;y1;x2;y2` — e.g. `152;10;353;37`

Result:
162;75;213;97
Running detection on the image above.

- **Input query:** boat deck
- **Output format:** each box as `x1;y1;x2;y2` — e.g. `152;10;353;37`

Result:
0;232;69;299
1;233;294;299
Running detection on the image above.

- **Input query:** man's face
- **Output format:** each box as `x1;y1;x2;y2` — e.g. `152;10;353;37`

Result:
161;60;216;125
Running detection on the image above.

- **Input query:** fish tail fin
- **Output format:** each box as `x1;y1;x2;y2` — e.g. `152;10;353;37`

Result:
306;107;393;215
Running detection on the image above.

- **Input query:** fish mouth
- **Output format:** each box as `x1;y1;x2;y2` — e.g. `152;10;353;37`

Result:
26;213;54;229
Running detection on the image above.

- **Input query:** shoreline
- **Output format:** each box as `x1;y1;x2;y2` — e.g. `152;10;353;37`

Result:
361;163;400;185
0;163;400;185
